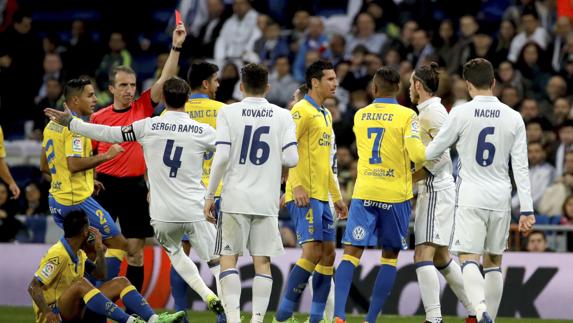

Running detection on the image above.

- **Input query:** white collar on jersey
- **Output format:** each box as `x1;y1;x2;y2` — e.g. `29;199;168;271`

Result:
242;97;269;103
472;95;500;102
416;96;441;112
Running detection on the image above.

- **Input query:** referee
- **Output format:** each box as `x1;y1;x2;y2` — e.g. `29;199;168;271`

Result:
89;24;186;291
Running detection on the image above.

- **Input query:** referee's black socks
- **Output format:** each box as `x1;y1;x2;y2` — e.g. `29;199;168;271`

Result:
126;265;145;292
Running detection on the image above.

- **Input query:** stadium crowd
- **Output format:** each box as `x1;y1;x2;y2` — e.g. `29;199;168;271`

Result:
0;0;572;251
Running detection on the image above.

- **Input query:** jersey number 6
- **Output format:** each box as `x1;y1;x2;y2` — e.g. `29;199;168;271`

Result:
476;127;496;167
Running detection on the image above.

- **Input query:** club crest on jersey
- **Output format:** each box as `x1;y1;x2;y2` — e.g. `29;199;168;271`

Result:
72;137;83;153
352;226;366;241
292;112;301;119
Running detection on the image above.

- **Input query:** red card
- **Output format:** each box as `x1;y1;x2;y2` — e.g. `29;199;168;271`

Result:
175;10;183;26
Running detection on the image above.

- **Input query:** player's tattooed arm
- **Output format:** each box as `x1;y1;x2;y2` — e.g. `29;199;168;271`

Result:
28;278;58;323
89;227;107;280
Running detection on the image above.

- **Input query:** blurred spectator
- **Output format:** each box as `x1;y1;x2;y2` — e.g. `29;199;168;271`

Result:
328;34;347;66
525;230;553;252
21;182;48;216
560;195;573;225
460;28;500;68
287;10;310;55
324;96;353;148
539;75;568;120
142;52;169;91
267;56;298;108
63;20;101;79
508;8;550;62
184;0;229;60
450;77;469;107
0;182;21;242
346;12;388;55
553;97;572;126
504;0;551;31
521;98;541;122
408;29;434;68
512;141;555;211
539;150;573;216
499;85;521;110
293;16;329;82
41;33;65;55
550;16;572;72
496;60;530;98
555;121;573;177
35;53;64;104
214;0;260;65
96;32;133;90
34;77;64;135
253;21;289;68
382;20;417;60
132;36;159;87
383;48;401;70
216;61;240;103
516;42;551;96
357;0;399;36
434;20;458;73
495;20;517;62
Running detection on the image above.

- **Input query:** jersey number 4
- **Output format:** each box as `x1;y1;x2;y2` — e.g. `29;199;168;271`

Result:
368;127;385;164
163;139;183;178
239;125;270;165
476;127;496;167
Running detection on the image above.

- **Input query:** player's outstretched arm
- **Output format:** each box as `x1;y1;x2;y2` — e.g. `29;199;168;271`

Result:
150;23;186;103
425;110;459;161
28;279;59;323
67;144;124;174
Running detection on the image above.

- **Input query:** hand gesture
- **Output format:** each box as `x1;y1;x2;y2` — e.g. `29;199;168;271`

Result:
105;144;125;160
44;103;73;127
94;180;105;196
334;199;348;220
518;214;536;233
88;227;104;252
204;198;216;224
293;186;309;207
9;183;20;199
172;22;186;48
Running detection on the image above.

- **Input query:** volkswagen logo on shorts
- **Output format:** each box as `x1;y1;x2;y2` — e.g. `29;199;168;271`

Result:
352;226;366;241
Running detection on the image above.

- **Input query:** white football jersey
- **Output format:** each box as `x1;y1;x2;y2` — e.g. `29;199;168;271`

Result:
215;97;297;216
425;96;533;213
416;97;455;193
71;111;216;222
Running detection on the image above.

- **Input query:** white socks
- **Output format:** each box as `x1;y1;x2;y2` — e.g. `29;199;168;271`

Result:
484;267;503;319
462;261;487;320
251;274;273;323
438;259;475;316
209;264;223;297
147;314;159;323
416;262;442;322
169;251;214;301
220;269;242;323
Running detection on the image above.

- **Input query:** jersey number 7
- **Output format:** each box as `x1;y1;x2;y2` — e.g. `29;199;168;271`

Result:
368;127;385;164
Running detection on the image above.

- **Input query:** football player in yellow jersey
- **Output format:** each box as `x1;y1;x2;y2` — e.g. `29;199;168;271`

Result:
0;125;20;199
28;210;184;323
333;67;426;323
41;78;128;281
275;61;348;323
169;61;226;323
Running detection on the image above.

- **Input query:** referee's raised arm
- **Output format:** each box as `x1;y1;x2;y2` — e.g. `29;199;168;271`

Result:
150;23;187;104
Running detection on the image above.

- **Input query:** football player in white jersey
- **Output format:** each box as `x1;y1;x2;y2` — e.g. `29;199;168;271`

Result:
45;77;224;317
425;58;535;323
409;62;474;323
203;63;298;323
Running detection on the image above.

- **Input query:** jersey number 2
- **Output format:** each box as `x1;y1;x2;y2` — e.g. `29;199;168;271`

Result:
163;139;183;178
239;125;270;165
476;127;496;167
368;127;385;164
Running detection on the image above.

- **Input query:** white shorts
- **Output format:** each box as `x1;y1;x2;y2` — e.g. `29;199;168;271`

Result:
415;188;455;246
215;213;284;257
450;206;510;255
151;220;218;262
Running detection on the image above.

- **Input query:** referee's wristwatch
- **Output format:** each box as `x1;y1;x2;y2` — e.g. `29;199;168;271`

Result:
172;46;182;52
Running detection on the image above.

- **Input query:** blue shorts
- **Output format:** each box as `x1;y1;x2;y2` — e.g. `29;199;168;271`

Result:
287;198;335;245
182;197;221;242
49;195;120;240
342;199;411;250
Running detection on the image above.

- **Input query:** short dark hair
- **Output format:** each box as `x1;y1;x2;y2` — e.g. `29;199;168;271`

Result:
63;210;89;238
187;62;219;90
528;230;546;241
13;10;31;24
163;77;190;108
560;119;573;131
298;83;308;95
527;117;552;131
64;78;92;101
241;63;268;95
463;58;495;90
109;65;136;85
305;60;334;89
414;62;440;94
373;66;400;96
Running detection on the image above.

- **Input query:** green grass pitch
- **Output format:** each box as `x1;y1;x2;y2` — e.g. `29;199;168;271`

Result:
0;307;570;323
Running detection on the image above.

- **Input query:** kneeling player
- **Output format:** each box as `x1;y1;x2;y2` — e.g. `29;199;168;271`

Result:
333;67;426;323
28;210;184;323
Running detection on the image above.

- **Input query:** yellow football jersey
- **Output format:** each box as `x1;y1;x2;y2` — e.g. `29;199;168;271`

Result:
286;95;341;202
0;126;6;158
185;94;225;195
352;98;426;203
43;120;94;206
33;238;88;322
